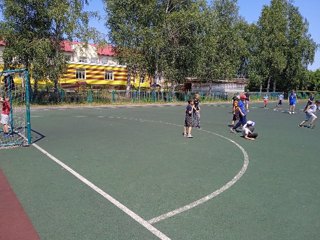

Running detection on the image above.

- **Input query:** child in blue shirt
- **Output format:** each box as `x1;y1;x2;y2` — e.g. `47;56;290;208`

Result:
230;95;247;133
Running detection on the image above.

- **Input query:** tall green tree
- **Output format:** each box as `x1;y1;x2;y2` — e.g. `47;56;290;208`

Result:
105;0;208;92
208;0;244;79
254;0;317;92
0;0;101;95
256;0;288;92
282;4;317;90
160;0;207;87
307;69;320;91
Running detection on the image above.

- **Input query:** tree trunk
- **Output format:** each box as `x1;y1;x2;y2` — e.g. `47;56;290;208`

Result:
266;76;271;93
33;79;38;100
273;79;276;92
259;83;262;95
126;69;131;98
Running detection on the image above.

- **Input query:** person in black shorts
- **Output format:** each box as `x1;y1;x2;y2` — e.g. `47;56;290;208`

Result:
183;99;195;138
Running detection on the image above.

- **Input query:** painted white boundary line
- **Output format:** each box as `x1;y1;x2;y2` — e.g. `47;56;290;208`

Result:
105;116;250;225
32;143;171;240
148;129;249;224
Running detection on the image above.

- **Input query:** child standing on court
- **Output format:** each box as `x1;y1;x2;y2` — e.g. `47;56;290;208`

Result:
263;94;269;108
0;97;10;136
193;93;201;129
289;90;297;114
231;95;239;127
183;99;195;138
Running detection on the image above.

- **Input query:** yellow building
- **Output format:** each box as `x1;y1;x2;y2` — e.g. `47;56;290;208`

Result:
0;40;150;89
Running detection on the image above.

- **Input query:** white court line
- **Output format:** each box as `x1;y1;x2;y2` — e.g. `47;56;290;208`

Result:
31;114;249;233
148;129;249;224
106;117;250;224
32;143;171;240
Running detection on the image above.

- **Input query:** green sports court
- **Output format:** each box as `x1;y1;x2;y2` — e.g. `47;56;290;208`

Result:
1;101;319;240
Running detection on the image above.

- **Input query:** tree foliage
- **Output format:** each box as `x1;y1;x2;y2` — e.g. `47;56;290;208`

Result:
105;0;318;92
248;0;317;92
1;0;318;93
0;0;102;94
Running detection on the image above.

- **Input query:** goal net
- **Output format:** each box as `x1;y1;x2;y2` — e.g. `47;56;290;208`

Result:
0;69;31;148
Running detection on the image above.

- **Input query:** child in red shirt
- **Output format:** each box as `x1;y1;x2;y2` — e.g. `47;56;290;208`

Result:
0;97;10;135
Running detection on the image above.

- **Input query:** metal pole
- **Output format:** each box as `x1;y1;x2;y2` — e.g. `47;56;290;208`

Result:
25;70;32;145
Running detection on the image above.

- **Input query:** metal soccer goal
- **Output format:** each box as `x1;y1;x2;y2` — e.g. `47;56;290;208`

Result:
0;69;31;148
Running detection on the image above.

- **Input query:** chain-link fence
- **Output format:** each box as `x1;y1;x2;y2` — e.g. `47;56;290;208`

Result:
29;89;320;105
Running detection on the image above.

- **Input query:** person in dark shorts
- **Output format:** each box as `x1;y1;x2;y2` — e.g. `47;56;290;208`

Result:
303;93;315;112
299;100;320;129
230;94;247;133
183;99;195;138
274;92;284;111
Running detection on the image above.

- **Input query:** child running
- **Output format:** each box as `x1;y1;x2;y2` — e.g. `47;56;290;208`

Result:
183;99;195;138
303;93;315;112
299;100;320;129
0;97;10;136
274;92;284;111
230;94;247;133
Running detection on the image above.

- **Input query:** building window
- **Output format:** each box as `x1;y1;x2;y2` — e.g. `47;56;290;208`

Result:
65;55;71;62
101;58;108;64
104;71;113;80
91;58;98;63
76;69;86;79
79;57;87;63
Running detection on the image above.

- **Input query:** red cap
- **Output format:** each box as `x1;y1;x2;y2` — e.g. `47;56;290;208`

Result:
240;94;247;100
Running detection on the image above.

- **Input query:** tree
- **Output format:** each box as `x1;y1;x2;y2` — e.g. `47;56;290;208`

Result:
282;4;317;90
254;0;317;92
256;0;288;92
208;0;244;79
0;0;102;97
105;0;209;93
307;69;320;91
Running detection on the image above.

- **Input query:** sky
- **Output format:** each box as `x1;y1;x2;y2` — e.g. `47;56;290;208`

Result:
0;0;319;70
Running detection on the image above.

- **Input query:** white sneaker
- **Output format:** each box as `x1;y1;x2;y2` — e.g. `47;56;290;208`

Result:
187;134;193;138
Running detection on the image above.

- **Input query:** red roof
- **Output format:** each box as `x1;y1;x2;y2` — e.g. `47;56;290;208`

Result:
60;41;73;52
95;44;115;56
60;41;115;56
0;40;115;56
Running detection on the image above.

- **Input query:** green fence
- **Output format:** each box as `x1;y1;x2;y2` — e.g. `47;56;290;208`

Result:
30;89;320;105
